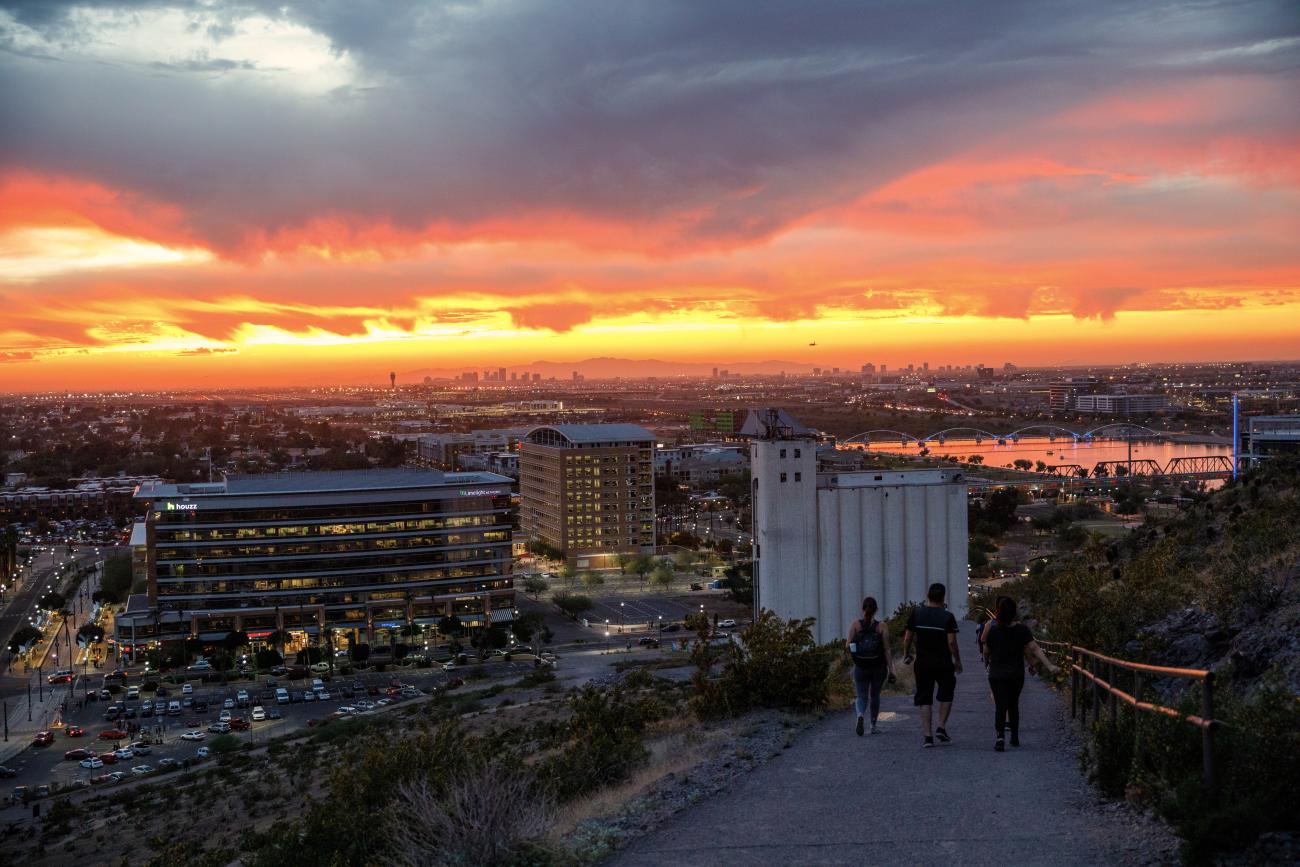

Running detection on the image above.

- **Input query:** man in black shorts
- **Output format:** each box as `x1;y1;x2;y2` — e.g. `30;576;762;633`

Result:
902;582;962;748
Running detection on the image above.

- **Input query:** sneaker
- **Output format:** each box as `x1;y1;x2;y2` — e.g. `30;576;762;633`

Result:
935;727;951;744
923;736;935;748
994;738;1005;752
856;716;864;737
1010;733;1020;747
870;723;880;734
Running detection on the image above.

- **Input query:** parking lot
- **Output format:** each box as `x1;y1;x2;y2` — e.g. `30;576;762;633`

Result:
3;659;538;798
583;590;749;634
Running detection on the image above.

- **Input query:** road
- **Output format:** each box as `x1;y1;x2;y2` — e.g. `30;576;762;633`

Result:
611;627;1166;866
0;546;103;683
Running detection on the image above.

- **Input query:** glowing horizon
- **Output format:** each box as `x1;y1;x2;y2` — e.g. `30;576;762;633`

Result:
2;2;1298;391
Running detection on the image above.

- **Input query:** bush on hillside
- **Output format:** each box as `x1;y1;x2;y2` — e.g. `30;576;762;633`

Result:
691;609;837;719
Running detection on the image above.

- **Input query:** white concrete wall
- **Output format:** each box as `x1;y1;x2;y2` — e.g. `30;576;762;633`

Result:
752;439;818;630
751;461;969;644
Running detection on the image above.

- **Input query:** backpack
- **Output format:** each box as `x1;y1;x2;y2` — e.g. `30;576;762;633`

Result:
851;619;883;665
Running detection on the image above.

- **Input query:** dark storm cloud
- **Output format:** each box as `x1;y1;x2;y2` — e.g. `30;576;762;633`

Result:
1;0;1297;254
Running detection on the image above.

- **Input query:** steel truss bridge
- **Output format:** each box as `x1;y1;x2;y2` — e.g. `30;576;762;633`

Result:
844;422;1166;447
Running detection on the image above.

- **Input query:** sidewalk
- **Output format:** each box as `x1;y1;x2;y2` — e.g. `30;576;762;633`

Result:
611;627;1165;867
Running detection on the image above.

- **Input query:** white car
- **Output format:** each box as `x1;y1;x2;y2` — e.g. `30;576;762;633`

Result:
80;757;104;769
315;689;331;701
718;619;738;629
219;710;232;722
113;748;134;760
310;662;330;673
302;690;317;702
336;706;357;715
236;689;249;703
442;662;457;671
354;699;376;710
223;698;235;710
180;730;205;741
251;706;266;721
131;764;153;776
196;746;210;759
181;683;193;695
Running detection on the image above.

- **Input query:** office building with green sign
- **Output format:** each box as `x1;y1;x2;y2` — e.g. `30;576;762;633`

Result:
117;468;514;656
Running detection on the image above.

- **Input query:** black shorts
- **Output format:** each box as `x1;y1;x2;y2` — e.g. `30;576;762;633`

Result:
913;659;956;706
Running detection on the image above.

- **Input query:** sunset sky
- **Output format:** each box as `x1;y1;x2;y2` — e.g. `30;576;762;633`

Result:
2;1;1298;390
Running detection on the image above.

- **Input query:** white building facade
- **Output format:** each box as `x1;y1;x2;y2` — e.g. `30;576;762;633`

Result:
748;411;968;644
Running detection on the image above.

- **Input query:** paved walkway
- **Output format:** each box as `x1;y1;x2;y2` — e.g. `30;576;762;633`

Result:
611;628;1146;867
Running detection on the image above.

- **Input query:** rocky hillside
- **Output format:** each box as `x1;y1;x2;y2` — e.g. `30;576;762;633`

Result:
1012;457;1300;696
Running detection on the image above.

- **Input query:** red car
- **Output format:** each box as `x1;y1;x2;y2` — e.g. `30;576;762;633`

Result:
47;673;74;685
64;748;94;761
32;731;54;747
99;729;129;740
98;752;118;765
65;725;85;737
229;718;250;731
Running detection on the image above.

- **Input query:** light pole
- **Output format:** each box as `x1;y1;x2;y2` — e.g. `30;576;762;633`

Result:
604;630;610;655
619;601;625;634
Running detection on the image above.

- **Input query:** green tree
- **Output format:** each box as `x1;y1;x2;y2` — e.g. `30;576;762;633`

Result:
522;575;549;598
631;553;655;586
38;590;66;611
552;592;593;618
579;571;605;590
651;562;675;591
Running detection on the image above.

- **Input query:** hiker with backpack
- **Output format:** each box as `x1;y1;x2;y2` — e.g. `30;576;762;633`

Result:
847;596;895;736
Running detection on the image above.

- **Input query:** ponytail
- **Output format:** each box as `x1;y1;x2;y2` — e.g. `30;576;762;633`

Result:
861;596;878;621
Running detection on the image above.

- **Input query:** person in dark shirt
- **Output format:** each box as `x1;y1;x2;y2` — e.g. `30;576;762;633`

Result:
902;583;961;748
981;597;1058;751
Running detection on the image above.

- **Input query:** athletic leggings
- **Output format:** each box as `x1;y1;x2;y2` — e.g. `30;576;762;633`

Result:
989;675;1025;738
853;663;887;723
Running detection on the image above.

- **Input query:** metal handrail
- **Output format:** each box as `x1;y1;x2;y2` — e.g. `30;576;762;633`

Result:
1038;639;1220;794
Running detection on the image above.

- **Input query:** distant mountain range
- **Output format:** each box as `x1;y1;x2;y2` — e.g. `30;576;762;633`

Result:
401;357;821;380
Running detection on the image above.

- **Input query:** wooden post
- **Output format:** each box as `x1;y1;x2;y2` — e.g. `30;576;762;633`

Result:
1108;660;1117;721
1202;672;1216;797
1069;648;1078;720
1079;653;1089;727
1091;655;1101;721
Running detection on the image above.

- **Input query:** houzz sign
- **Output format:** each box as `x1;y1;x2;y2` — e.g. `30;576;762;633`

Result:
164;502;198;511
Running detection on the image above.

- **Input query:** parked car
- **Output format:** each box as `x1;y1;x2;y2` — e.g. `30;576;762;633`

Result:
302;690;317;703
127;742;152;756
99;729;129;740
207;722;231;734
180;731;205;741
80;757;104;770
64;748;94;761
0;766;17;779
219;710;232;722
266;708;283;720
107;771;125;783
126;686;140;700
251;706;266;721
229;717;250;731
182;683;194;695
315;688;331;701
32;731;54;747
270;666;288;677
196;746;210;759
236;689;250;707
310;662;330;673
336;706;357;715
113;748;135;760
131;765;153;776
718;619;738;629
638;637;659;647
223;698;235;710
158;757;179;769
192;699;208;712
99;752;118;765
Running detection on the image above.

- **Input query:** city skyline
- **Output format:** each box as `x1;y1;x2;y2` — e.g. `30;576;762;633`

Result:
3;1;1299;390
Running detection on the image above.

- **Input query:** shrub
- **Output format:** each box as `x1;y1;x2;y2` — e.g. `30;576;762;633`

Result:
690;609;837;719
208;734;240;755
536;686;653;802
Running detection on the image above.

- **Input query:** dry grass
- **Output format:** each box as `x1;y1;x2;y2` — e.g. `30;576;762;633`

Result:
548;724;728;837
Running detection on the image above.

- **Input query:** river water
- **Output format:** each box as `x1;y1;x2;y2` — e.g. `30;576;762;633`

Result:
858;436;1231;474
